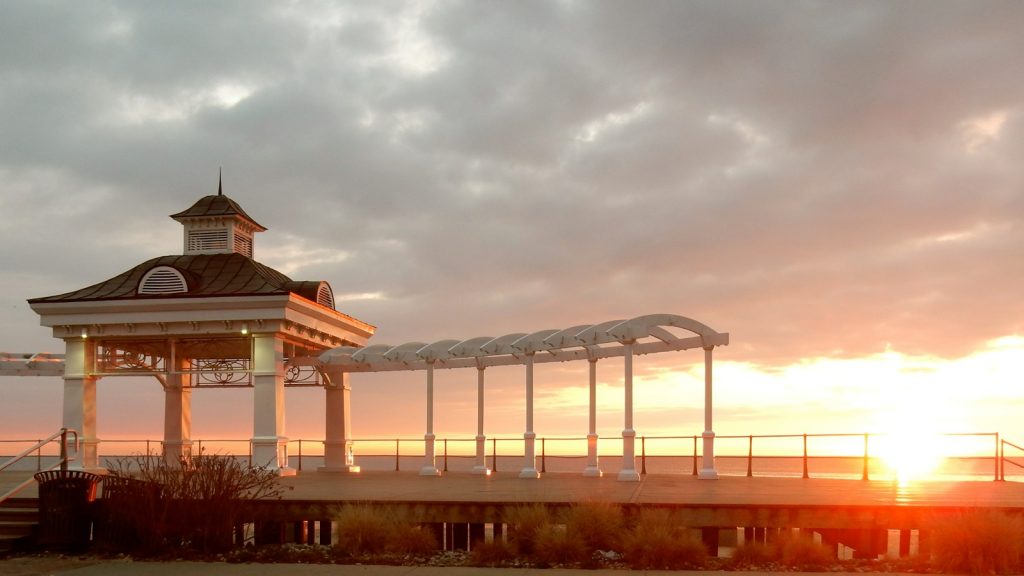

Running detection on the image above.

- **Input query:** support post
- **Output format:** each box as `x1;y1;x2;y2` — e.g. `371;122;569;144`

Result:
62;338;100;470
251;333;294;475
583;357;602;477
618;340;640;481
698;345;718;479
321;370;359;472
472;365;490;475
519;353;539;478
162;349;193;466
421;361;441;476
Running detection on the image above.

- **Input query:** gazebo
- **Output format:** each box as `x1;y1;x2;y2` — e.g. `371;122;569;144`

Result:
19;179;730;481
27;181;373;475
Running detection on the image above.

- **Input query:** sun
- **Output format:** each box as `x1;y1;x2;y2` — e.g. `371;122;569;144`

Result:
876;427;946;484
871;393;954;484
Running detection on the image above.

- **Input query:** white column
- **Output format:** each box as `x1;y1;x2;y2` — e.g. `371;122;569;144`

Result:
698;345;719;479
472;365;490;475
583;358;602;477
618;340;640;481
62;338;99;470
420;360;441;476
251;333;295;476
321;370;360;473
162;351;193;466
519;352;539;478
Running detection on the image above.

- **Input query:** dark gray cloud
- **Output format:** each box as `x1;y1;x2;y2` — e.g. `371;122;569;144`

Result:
2;0;1022;369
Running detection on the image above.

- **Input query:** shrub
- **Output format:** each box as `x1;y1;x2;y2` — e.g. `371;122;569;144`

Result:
930;510;1024;574
621;508;707;569
504;504;552;557
104;453;284;555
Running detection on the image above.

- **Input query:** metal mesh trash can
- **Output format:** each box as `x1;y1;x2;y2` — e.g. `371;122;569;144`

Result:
33;470;101;550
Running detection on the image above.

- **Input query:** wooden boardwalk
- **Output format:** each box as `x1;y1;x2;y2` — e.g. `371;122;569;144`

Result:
279;470;1024;508
8;469;1024;530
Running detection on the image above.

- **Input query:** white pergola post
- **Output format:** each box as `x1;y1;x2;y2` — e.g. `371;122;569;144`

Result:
162;347;192;466
583;358;602;477
618;340;640;481
251;333;294;475
420;360;441;476
62;338;99;470
472;365;490;475
698;345;719;479
519;352;539;478
321;369;360;472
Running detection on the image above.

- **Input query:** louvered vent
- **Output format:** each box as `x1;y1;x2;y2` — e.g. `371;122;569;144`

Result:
233;233;253;258
138;266;188;295
188;229;228;252
317;283;335;310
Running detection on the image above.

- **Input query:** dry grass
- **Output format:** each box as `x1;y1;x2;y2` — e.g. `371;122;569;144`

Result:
777;534;834;569
564;501;623;553
503;504;552;557
930;510;1024;575
330;505;391;556
469;538;517;566
621;508;706;569
729;541;775;567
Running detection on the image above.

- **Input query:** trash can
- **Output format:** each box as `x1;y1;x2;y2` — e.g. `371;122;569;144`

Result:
33;470;102;550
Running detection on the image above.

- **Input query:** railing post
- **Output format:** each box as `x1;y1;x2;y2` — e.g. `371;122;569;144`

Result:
395;439;400;472
641;436;647;475
198;439;203;455
692;435;698;476
146;439;151;458
444;438;449;472
1000;439;1005;482
802;433;809;479
995;433;1000;482
59;428;68;472
36;440;42;472
492;437;498;473
862;433;869;481
746;435;753;477
298;439;303;472
248;441;252;467
541;438;546;474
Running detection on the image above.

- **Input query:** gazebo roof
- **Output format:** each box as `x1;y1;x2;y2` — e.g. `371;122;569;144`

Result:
170;193;267;231
28;253;325;305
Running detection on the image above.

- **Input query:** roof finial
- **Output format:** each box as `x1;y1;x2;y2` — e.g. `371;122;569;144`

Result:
218;167;223;196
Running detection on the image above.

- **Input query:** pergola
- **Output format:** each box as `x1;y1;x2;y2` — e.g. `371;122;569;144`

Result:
306;313;729;481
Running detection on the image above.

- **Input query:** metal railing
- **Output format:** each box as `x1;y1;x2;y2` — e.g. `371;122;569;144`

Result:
1000;438;1024;481
0;428;78;503
0;431;1013;481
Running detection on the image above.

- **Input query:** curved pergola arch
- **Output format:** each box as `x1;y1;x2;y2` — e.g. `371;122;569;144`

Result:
307;313;729;480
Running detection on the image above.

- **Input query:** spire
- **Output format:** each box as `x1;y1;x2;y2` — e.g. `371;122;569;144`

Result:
218;167;223;196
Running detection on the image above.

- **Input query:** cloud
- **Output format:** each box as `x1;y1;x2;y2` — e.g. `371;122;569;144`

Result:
2;0;1023;370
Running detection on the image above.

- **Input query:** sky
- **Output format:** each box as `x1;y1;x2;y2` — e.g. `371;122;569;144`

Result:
1;1;1022;461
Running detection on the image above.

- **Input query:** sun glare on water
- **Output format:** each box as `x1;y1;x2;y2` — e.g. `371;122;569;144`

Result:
871;393;957;484
876;428;946;484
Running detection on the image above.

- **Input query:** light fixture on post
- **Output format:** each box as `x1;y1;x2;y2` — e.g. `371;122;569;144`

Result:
241;322;249;335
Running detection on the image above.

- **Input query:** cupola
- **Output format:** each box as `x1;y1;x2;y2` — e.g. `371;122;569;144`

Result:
169;173;266;258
